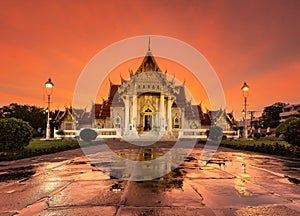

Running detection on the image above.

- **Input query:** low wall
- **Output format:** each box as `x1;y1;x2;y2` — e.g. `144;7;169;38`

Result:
54;128;240;140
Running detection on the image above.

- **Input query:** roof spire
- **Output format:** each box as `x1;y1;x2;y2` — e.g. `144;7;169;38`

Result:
109;77;113;86
148;36;151;51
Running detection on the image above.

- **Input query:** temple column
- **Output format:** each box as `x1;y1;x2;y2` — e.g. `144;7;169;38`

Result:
132;95;137;129
160;94;165;131
124;96;129;134
167;96;172;133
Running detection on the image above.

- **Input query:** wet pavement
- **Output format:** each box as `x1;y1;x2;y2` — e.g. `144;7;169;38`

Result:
0;141;300;216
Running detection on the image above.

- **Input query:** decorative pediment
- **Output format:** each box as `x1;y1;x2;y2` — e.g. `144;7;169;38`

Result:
57;107;76;124
135;72;164;92
137;71;161;82
141;99;156;113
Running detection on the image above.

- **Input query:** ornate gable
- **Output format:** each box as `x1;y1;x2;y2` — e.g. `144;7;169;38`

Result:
57;107;76;124
117;45;179;99
135;47;162;74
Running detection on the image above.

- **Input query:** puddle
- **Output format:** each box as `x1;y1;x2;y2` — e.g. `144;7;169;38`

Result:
69;161;88;165
282;168;299;172
0;165;36;182
112;148;169;161
91;162;112;167
285;175;300;185
207;159;227;166
110;181;124;192
184;156;197;162
134;168;184;192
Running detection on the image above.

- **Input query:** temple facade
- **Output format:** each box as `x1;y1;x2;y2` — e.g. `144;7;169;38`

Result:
56;45;236;138
92;46;233;138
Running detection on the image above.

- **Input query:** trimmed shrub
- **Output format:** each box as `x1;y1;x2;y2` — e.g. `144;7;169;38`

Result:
79;128;98;142
56;129;65;135
276;117;299;137
0;118;34;151
254;132;261;139
207;125;223;141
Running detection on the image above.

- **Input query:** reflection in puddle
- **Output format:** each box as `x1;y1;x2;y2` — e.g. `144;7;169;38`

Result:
134;167;184;192
0;165;36;182
234;174;252;196
110;181;124;192
91;147;180;180
114;147;167;161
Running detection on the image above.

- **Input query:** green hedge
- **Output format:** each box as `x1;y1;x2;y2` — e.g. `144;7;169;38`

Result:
0;139;104;161
220;141;300;158
0;140;78;161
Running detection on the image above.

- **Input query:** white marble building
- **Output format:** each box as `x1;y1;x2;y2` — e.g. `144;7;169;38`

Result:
92;45;234;138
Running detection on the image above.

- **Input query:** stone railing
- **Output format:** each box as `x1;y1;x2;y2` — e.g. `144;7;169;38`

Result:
54;128;121;140
178;129;240;140
54;128;239;140
54;129;78;139
178;129;207;139
223;130;240;139
94;128;122;139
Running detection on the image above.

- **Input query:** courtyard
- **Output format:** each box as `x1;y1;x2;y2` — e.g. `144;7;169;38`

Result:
0;141;299;216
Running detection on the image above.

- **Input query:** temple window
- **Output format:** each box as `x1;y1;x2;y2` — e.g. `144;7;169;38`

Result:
64;122;74;130
114;116;121;128
173;115;180;128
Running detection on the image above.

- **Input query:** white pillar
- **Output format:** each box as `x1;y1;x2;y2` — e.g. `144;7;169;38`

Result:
160;94;165;131
124;96;129;133
167;96;172;133
132;95;137;129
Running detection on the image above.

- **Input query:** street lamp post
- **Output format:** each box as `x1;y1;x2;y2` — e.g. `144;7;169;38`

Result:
45;78;54;139
241;82;250;139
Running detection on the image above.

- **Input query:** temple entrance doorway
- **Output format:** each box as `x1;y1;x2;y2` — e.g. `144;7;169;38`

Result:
144;114;152;131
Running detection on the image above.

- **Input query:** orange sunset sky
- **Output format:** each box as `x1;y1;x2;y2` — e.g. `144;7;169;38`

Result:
0;0;299;119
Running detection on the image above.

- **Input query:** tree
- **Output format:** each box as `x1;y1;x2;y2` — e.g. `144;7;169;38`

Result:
0;118;34;151
261;102;286;128
284;118;300;146
0;103;48;136
276;117;299;137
